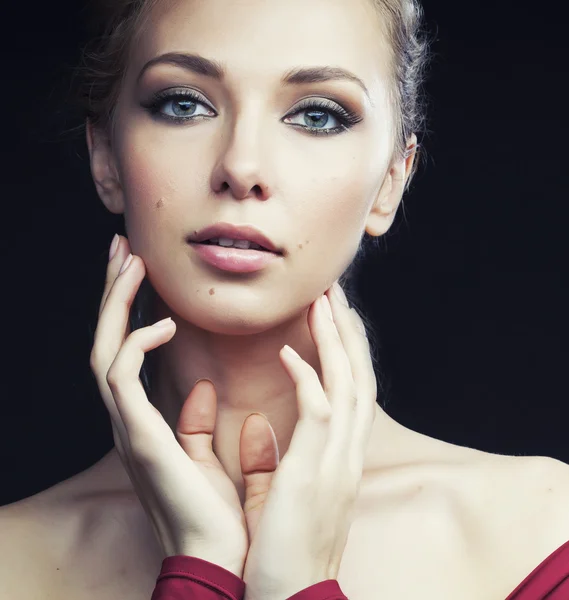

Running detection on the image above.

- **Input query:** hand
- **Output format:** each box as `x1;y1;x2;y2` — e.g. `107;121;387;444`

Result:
239;283;377;599
90;235;252;576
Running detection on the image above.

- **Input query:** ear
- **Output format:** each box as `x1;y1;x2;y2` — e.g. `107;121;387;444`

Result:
365;133;418;237
86;119;125;215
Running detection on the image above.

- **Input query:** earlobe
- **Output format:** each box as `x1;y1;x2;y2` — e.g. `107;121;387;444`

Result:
364;165;402;238
365;134;419;238
86;119;125;215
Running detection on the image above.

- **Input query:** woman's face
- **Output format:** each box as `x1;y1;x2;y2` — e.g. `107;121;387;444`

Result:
100;0;402;334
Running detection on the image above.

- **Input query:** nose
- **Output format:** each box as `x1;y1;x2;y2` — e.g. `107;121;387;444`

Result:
210;108;273;201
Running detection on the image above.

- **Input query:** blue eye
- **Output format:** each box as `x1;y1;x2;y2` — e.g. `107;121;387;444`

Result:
142;89;215;120
283;97;362;135
141;89;363;136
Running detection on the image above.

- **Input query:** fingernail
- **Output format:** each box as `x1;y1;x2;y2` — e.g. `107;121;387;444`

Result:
109;234;119;261
333;281;349;307
321;295;333;320
152;317;173;327
119;253;133;274
249;412;269;422
283;344;301;359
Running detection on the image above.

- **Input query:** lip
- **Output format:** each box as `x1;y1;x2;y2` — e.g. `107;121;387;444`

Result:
188;222;283;255
189;242;282;273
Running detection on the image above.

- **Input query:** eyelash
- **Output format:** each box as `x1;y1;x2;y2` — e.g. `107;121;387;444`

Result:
140;88;363;136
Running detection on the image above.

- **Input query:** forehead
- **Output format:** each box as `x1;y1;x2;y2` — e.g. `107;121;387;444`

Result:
130;0;391;97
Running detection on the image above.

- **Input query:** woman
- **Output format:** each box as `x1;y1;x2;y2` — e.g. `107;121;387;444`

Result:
2;0;569;598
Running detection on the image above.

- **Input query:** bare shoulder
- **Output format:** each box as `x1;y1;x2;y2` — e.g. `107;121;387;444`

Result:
427;446;569;551
0;494;63;599
0;477;111;599
342;438;569;599
457;451;569;594
412;433;569;534
0;480;164;600
498;452;569;532
470;452;569;532
510;453;569;499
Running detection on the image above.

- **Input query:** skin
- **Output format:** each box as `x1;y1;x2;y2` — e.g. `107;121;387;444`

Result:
5;2;569;598
87;0;418;506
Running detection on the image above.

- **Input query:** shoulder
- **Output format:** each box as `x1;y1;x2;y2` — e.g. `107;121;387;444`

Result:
459;453;569;584
457;451;569;532
0;481;124;598
350;445;569;598
420;449;569;596
513;454;569;492
0;481;165;600
0;496;60;599
477;453;569;518
506;454;569;537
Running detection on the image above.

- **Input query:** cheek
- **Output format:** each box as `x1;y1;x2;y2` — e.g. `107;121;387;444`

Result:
114;112;385;283
114;130;207;253
118;135;192;209
119;158;176;255
292;153;381;265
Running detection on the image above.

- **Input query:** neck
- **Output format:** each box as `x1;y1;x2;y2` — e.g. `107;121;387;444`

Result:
91;298;413;504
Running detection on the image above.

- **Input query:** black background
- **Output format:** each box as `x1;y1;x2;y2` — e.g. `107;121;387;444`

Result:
1;0;567;506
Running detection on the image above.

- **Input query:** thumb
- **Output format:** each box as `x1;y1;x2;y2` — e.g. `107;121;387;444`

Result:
239;413;279;540
175;379;221;467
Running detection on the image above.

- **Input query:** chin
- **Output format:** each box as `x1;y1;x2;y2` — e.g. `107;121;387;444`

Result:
152;283;303;336
176;305;284;337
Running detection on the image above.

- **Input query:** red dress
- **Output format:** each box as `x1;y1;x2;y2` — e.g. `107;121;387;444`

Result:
505;539;569;599
150;555;347;600
151;540;569;600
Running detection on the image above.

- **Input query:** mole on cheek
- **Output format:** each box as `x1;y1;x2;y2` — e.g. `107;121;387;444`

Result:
155;197;165;209
209;288;215;295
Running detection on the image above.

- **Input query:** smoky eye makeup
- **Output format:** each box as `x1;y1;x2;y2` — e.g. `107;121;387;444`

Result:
139;86;365;136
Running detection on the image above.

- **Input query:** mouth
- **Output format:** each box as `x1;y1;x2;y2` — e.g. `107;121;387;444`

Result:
188;222;284;255
194;238;282;255
188;239;283;273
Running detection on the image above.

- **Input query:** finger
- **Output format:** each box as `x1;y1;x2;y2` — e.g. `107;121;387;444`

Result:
90;253;146;437
106;318;177;448
239;413;279;539
98;235;130;320
105;321;229;554
176;379;222;466
326;285;378;473
98;241;158;494
278;344;331;475
91;237;136;459
95;242;169;513
309;294;357;454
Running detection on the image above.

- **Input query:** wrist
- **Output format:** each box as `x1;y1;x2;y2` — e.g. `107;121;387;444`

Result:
223;563;245;578
170;548;244;578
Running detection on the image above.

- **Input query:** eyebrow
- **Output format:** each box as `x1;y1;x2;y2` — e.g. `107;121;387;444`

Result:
136;52;372;102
